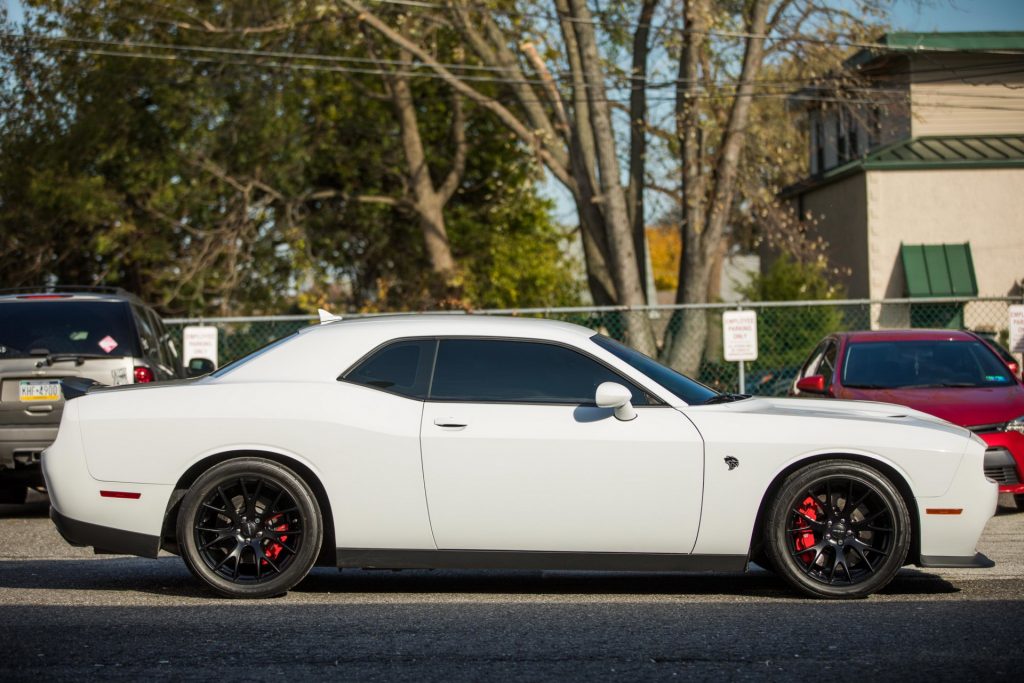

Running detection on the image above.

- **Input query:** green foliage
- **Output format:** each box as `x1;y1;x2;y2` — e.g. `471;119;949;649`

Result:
740;255;846;370
0;1;578;315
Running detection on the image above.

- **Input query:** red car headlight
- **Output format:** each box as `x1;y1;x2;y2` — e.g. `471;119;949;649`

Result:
1006;416;1024;435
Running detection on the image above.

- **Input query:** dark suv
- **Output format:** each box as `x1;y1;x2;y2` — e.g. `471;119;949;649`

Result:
0;287;183;503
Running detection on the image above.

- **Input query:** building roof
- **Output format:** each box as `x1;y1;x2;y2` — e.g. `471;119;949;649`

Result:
847;32;1024;68
780;134;1024;198
900;243;978;298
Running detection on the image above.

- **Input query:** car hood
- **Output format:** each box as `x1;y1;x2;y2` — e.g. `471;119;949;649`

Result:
691;395;968;438
834;385;1024;428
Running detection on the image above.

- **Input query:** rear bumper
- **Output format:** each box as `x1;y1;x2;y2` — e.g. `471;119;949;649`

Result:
50;506;160;558
0;425;57;477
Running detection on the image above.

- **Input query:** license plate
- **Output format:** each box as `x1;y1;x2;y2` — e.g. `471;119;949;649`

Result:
19;380;61;402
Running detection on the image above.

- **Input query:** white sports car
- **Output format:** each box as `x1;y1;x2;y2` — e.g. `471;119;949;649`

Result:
43;316;997;599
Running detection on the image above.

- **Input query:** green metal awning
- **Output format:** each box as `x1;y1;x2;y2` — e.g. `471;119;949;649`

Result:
778;135;1024;199
900;243;978;297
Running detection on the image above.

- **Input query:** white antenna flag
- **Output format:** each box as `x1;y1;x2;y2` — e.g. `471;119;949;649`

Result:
318;308;343;324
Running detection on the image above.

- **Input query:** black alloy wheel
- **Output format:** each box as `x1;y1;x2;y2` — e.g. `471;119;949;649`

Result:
177;458;322;598
765;460;910;599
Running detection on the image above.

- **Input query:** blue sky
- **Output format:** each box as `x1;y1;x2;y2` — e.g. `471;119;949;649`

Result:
6;0;1024;31
889;0;1024;31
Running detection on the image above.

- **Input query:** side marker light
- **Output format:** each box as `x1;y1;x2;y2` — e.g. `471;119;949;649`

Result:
99;490;142;499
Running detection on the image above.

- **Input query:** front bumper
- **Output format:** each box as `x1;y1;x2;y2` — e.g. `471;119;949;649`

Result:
50;506;160;558
981;431;1024;494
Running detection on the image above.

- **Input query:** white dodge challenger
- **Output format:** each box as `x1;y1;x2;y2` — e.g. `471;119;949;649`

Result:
43;316;997;599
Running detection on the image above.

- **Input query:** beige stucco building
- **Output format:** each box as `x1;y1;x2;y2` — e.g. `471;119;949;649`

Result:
782;33;1024;328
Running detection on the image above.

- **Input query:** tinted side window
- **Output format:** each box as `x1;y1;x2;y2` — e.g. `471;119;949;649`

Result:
800;340;829;379
146;309;174;369
430;339;648;405
344;339;437;400
132;305;160;357
820;342;838;388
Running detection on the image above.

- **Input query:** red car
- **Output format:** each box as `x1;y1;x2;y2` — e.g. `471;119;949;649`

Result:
792;330;1024;506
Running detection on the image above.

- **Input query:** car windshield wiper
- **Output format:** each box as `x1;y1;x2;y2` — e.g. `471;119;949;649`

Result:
843;383;891;389
34;353;112;367
703;393;750;405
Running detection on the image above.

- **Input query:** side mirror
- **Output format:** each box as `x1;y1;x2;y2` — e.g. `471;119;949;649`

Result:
595;382;637;421
187;357;216;377
795;375;826;394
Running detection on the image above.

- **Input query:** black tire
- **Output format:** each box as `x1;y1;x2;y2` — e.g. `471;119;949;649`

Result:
764;460;911;599
176;458;323;599
1014;494;1024;511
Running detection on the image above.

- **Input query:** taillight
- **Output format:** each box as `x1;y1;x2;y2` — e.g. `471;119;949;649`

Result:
133;366;154;383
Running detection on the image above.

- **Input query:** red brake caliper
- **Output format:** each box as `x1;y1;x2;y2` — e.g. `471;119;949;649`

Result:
793;497;818;564
262;513;289;565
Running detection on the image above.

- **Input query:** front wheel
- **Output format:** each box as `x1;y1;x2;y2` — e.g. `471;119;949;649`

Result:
1014;494;1024;511
176;458;323;598
764;460;911;599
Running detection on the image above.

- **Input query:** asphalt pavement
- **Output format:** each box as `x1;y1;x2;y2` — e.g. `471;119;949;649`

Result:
0;493;1021;681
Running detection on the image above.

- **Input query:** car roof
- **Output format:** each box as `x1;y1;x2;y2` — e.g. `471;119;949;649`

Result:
838;329;978;343
303;313;598;343
0;287;145;306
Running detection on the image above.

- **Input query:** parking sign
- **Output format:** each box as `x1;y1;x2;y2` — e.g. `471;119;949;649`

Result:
723;310;758;362
182;326;219;368
1010;305;1024;354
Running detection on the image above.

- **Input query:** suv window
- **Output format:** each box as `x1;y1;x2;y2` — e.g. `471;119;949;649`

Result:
343;339;437;400
132;305;160;358
430;339;648;405
0;300;140;358
146;308;177;371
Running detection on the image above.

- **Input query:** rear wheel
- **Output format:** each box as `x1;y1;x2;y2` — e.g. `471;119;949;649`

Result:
176;458;322;598
765;460;910;599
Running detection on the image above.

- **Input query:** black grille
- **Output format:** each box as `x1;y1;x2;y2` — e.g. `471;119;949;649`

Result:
968;423;1006;434
985;465;1019;485
984;447;1019;485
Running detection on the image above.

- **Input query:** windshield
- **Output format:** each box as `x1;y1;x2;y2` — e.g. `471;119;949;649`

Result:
0;300;139;359
591;334;719;404
843;340;1015;389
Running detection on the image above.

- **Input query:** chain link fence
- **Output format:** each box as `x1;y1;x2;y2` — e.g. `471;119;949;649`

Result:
165;296;1023;396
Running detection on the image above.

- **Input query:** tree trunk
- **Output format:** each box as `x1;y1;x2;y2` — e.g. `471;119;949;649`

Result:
665;0;770;375
627;0;659;304
568;0;656;354
389;65;457;281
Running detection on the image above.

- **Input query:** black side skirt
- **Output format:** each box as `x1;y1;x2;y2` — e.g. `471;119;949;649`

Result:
918;553;995;569
50;507;161;559
336;548;748;572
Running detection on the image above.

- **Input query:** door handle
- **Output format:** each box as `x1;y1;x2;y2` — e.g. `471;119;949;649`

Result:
433;417;467;428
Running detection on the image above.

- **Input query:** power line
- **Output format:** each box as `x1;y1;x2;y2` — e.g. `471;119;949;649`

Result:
361;0;1024;56
14;40;1024;112
7;31;1024;98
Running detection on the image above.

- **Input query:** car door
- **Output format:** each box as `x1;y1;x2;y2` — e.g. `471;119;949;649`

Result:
420;338;705;554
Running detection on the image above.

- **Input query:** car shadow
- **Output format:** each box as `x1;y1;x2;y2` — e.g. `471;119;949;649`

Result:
0;501;50;519
0;557;962;601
